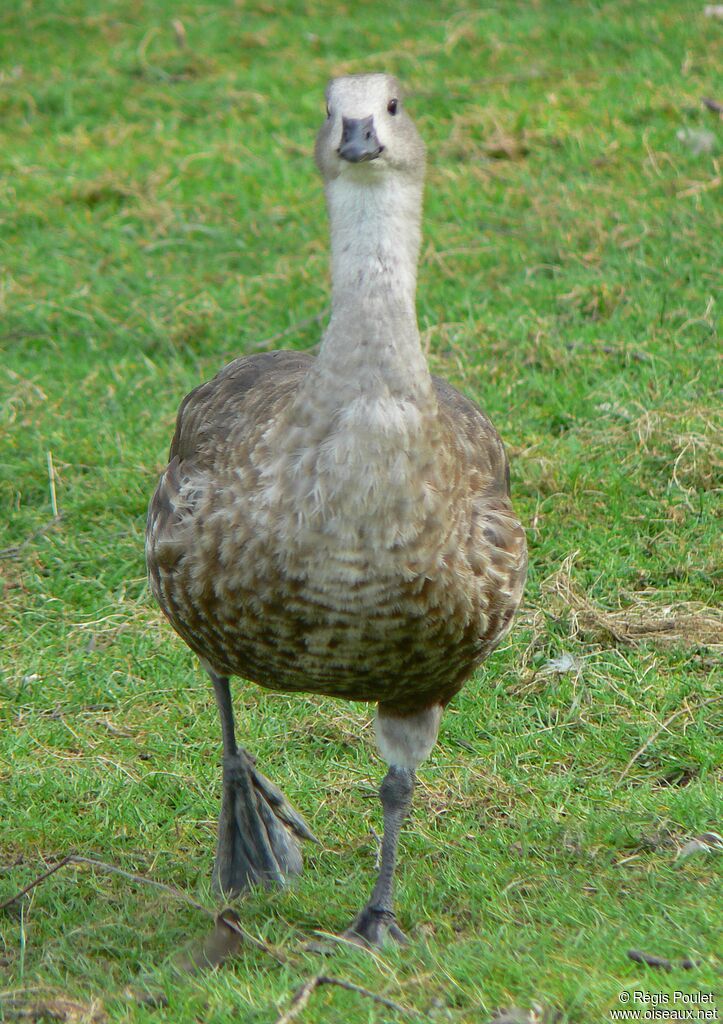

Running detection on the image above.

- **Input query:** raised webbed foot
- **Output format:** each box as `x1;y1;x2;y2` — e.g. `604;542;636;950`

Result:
212;748;317;897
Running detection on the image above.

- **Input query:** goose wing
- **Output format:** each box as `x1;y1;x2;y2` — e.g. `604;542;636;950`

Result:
433;376;527;653
146;351;314;622
167;350;314;466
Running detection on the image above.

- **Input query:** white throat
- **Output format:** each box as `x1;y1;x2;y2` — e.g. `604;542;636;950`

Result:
327;172;422;313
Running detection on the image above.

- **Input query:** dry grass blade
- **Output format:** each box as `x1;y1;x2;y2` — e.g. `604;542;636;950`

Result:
539;555;723;650
615;696;723;786
46;451;59;519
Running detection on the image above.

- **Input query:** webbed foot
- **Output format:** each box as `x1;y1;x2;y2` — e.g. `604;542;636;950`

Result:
342;905;409;948
213;748;317;897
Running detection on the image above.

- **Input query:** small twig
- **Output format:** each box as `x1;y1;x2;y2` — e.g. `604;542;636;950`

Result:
46;451;59;519
248;309;328;351
67;856;212;913
616;695;723;787
616;705;693;787
0;516;63;560
274;975;318;1024
274;974;414;1024
4;863;418;1018
0;854;208;915
627;949;698;970
1;855;286;965
702;96;723;116
0;856;73;912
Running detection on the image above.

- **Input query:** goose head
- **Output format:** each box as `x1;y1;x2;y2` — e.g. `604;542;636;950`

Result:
315;73;426;184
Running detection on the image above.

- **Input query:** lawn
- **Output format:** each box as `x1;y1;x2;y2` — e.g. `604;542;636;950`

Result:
0;1;721;1021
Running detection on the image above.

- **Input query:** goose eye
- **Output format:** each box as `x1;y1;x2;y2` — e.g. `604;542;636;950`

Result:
387;98;398;115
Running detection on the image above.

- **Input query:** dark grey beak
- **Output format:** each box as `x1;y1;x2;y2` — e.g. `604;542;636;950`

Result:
338;115;384;163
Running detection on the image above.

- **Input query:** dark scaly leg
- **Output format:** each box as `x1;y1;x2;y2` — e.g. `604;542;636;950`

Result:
208;669;317;896
341;704;443;947
343;765;414;947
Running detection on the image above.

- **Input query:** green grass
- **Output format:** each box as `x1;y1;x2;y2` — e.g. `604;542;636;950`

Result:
1;0;721;1021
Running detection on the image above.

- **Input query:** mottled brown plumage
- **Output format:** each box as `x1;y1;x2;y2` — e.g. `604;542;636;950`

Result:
146;73;526;946
147;356;525;712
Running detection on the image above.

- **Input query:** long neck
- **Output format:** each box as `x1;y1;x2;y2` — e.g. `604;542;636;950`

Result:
264;170;445;530
329;173;422;312
315;172;432;401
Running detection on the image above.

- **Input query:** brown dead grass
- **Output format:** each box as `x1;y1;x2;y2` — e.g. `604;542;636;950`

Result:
534;554;722;651
0;995;107;1023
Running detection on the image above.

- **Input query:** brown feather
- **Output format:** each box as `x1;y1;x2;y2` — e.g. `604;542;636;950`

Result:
147;353;526;714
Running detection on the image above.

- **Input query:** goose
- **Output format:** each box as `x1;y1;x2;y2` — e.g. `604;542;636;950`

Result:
146;72;527;948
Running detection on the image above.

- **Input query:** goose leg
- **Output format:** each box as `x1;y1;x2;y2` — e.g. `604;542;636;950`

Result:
342;704;443;947
208;670;317;897
343;765;414;947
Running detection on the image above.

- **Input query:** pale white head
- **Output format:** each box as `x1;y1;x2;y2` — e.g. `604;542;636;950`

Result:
314;73;426;184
